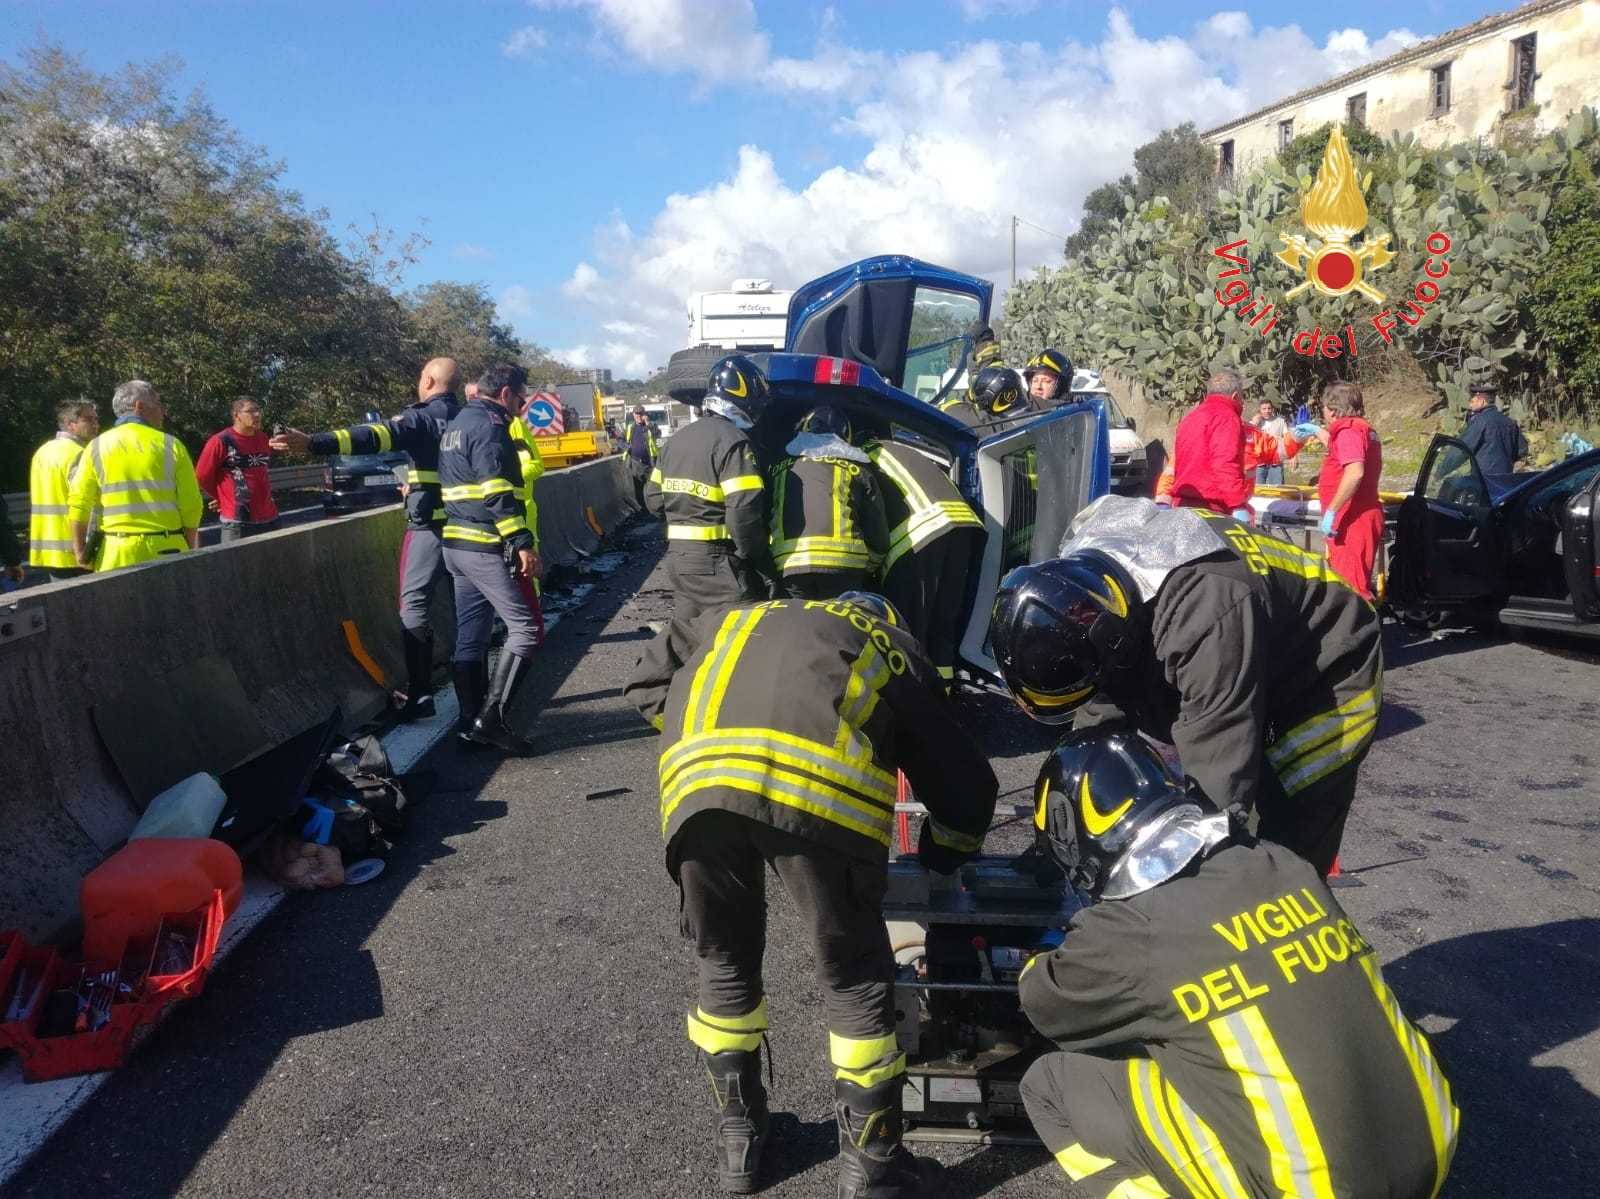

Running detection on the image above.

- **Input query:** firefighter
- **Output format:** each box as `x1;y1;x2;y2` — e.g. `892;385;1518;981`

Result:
939;364;1031;430
769;404;889;599
624;593;998;1197
989;494;1382;876
29;398;99;580
439;362;544;755
865;438;984;689
272;358;462;720
68;381;203;573
1018;728;1458;1199
644;354;774;649
1023;347;1075;407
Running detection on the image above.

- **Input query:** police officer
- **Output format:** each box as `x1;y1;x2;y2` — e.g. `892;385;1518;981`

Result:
68;381;203;573
626;403;658;511
990;494;1382;876
439;362;544;756
29;399;99;580
625;594;998;1197
272;357;462;720
939;364;1031;430
769;404;889;599
865;437;984;689
1018;728;1458;1199
1458;381;1528;477
1022;347;1075;407
645;355;773;645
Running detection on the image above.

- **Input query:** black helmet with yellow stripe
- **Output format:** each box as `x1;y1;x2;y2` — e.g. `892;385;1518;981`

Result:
969;365;1027;416
836;590;904;630
989;552;1142;724
1023;348;1073;401
1034;728;1229;900
705;354;771;425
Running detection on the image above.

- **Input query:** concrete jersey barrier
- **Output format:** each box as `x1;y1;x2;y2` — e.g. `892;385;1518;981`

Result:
0;457;635;943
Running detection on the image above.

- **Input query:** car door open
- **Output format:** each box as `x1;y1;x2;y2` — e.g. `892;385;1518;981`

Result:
1392;434;1501;607
958;399;1111;679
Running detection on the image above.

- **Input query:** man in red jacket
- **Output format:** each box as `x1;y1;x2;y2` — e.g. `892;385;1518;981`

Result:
1171;369;1251;515
196;397;279;542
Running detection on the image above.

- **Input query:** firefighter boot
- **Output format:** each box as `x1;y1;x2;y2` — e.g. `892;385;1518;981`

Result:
451;659;489;745
465;651;537;755
834;1075;943;1199
396;629;436;722
703;1048;769;1194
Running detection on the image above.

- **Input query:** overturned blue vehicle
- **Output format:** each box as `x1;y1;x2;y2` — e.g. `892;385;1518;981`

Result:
725;255;1112;683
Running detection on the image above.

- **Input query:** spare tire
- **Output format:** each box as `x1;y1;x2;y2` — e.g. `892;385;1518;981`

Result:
664;345;725;405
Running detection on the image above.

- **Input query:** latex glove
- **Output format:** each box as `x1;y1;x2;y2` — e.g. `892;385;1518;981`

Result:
1319;508;1338;536
917;820;975;876
1292;422;1323;441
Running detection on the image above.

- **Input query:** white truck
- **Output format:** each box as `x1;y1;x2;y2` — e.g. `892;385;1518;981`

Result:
666;279;793;402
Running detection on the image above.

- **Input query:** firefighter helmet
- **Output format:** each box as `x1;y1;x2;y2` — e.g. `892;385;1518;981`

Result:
799;403;852;442
1023;348;1073;401
1033;728;1229;900
989;552;1143;724
705;355;771;427
836;590;904;630
970;366;1027;416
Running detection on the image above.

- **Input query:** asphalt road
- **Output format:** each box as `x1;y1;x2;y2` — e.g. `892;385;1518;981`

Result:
6;519;1598;1199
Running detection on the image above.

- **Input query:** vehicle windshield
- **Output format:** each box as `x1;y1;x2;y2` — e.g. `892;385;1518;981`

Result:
905;286;981;408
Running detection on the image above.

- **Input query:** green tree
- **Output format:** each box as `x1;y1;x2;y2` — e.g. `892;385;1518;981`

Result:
1064;178;1132;258
1528;155;1600;416
404;281;525;377
1064;124;1218;261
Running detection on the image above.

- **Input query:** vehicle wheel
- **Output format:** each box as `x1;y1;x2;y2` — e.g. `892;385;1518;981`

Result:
664;345;724;405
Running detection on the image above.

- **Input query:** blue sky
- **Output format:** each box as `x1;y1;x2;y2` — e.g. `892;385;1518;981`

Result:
2;0;1504;376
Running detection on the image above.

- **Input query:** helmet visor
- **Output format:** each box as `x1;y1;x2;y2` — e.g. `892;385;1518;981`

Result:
997;600;1100;724
1100;806;1229;900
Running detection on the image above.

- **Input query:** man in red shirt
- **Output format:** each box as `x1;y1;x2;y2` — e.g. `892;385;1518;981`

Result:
1317;381;1384;599
196;397;279;542
1171;369;1251;515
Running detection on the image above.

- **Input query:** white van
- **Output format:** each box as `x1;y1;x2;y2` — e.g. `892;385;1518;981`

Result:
1070;369;1148;493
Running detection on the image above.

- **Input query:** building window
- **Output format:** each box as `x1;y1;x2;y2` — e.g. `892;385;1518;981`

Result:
1219;139;1234;179
1511;33;1537;110
1430;62;1452;115
1347;93;1367;127
1278;119;1294;151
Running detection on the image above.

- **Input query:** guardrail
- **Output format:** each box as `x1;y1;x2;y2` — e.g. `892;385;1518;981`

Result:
4;463;329;532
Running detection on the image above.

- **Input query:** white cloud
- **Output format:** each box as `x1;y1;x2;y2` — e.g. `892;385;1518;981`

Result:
532;0;768;77
554;341;653;377
452;242;493;260
502;25;548;58
602;319;649;336
957;0;1039;20
498;284;537;323
553;5;1425;372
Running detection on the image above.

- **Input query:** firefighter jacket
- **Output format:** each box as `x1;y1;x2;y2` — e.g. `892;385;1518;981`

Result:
937;396;988;430
68;419;203;540
769;434;889;579
438;399;533;555
1173;392;1251;513
29;434;88;569
308;391;459;528
645;413;770;571
508;416;545;548
1020;839;1457;1199
865;440;983;576
625;598;998;870
1074;512;1383;819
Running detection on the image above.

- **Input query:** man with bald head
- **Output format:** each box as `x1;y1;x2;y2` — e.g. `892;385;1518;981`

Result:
272;358;463;720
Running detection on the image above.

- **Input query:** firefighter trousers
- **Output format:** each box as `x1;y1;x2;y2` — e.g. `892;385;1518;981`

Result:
881;528;979;685
676;811;900;1076
665;547;765;660
1023;1051;1223;1199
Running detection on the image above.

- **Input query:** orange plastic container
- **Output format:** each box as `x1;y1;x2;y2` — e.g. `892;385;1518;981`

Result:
80;839;242;965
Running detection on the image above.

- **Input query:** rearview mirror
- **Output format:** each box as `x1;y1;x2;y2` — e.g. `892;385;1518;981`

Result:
1125;416;1137;433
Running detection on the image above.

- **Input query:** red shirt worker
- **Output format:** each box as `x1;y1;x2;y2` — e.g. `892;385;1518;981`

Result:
1317;382;1384;600
1171;369;1251;516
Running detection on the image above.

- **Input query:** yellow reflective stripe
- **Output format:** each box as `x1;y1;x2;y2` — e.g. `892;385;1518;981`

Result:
442;524;501;545
441;484;482;500
362;422;393;452
720;474;763;495
1355;956;1459;1197
928;817;984;854
1276;715;1379;796
660;475;725;501
406;469;440;484
1209;1008;1334;1199
1130;1059;1215;1199
683;609;762;735
833;639;892;758
1129;1059;1248;1199
687;1005;766;1054
836;1056;906;1088
667;523;731;541
1164;1080;1249;1199
1267;686;1381;769
870;445;933;511
649;467;663;484
700;1000;768;1032
650;712;665;732
333;429;352;454
662;732;896;803
830;1031;901;1071
832;461;849;539
1056;1143;1116;1182
495;515;527;536
661;761;895;846
480;477;515;497
1109;1179;1171;1199
703;611;764;730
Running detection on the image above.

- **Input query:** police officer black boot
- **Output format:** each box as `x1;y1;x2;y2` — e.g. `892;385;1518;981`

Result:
451;659;489;745
703;1048;770;1194
396;629;436;722
834;1075;943;1198
465;651;537;756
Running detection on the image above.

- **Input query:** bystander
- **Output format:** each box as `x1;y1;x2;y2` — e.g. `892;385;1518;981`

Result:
196;397;279;542
1171;368;1251;516
1251;398;1290;485
28;399;99;579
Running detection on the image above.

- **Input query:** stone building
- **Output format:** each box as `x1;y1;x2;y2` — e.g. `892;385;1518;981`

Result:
1204;0;1600;174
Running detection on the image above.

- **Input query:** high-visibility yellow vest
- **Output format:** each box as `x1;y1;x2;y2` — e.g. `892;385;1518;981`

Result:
509;417;545;547
28;434;87;569
69;420;204;537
